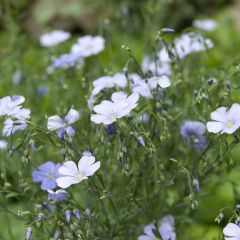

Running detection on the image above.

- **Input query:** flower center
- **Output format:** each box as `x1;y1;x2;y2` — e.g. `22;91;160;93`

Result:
76;173;84;180
48;174;55;179
110;115;116;121
226;121;234;128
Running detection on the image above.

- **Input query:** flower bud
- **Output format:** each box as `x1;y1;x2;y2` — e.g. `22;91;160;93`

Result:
26;227;32;240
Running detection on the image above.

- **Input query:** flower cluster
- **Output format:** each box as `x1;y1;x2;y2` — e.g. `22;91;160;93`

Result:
39;30;71;47
48;35;105;71
0;96;30;137
91;91;139;125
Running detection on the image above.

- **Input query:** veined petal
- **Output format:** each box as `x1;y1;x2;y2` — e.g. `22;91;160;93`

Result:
228;103;240;121
91;114;108;124
221;124;240;134
93;100;114;114
210;107;227;122
84;161;100;176
143;224;155;237
64;109;80;124
78;156;96;173
111;91;127;102
66;126;75;137
56;176;80;188
12;95;25;106
47;116;64;130
126;92;139;110
58;161;78;176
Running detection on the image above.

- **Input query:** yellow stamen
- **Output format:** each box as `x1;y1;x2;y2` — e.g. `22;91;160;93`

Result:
226;121;234;128
110;115;116;121
76;173;84;180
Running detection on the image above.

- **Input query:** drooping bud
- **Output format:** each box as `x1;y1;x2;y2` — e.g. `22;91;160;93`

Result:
65;210;71;223
193;179;200;192
26;227;32;240
136;136;145;147
73;209;81;220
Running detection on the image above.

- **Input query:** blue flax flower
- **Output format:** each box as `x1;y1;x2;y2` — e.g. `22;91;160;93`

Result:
180;120;207;149
32;161;61;190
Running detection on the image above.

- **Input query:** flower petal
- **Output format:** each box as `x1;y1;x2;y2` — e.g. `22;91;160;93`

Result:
210;107;227;122
93;100;114;115
223;223;240;237
84;161;100;176
66;126;75;137
78;156;96;173
48;116;64;131
157;76;171;88
41;179;57;190
91;114;108;124
206;121;224;133
143;224;155;237
58;161;78;176
64;109;80;124
111;91;127;102
56;176;80;188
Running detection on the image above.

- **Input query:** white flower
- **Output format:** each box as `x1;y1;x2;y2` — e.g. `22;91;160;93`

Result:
14;108;31;120
142;56;171;76
193;19;218;32
223;223;240;240
50;52;84;70
174;33;213;59
91;91;139;125
56;155;100;188
206;104;240;134
130;73;152;99
88;73;127;108
2;118;28;137
158;47;171;63
39;30;70;47
71;35;105;57
47;109;79;139
0;140;7;149
138;215;176;240
93;73;127;92
148;76;171;89
0;96;25;117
